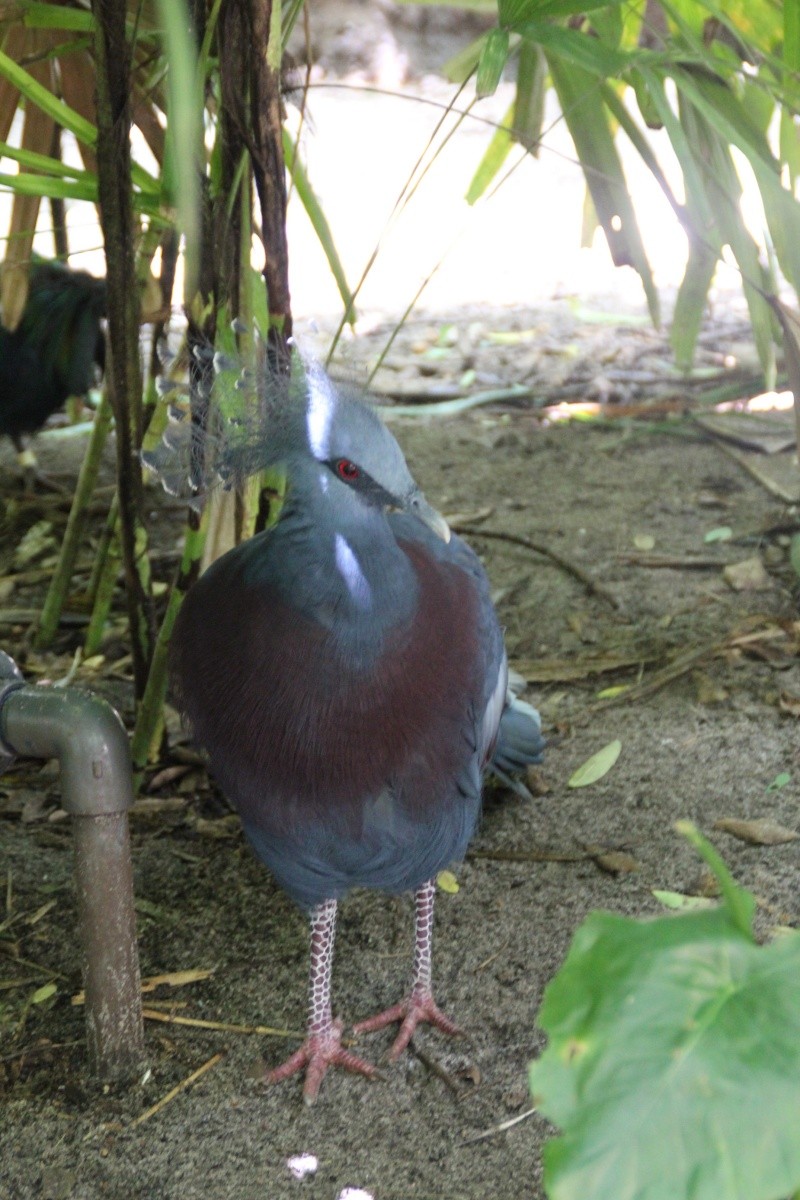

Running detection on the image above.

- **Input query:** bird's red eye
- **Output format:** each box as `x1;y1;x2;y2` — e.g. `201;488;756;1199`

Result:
336;459;359;481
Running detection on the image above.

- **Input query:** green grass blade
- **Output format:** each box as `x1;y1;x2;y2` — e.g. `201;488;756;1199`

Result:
20;0;95;30
0;48;159;195
156;0;202;295
465;99;514;204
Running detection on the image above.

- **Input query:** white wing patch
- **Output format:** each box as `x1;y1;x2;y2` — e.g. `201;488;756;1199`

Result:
480;652;508;763
305;363;338;459
335;533;372;609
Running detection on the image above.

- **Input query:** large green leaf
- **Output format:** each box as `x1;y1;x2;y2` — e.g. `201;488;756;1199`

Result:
675;85;777;383
547;57;659;323
501;0;625;22
512;39;547;154
530;897;800;1200
476;27;510;98
518;20;632;76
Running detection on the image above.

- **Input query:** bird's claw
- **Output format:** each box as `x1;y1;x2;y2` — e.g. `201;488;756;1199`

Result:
353;989;463;1062
264;1017;380;1104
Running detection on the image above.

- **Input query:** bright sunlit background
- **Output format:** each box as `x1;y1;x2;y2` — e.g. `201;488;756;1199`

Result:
2;76;767;329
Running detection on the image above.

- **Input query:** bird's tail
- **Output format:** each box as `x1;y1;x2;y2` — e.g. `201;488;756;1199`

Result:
492;695;545;775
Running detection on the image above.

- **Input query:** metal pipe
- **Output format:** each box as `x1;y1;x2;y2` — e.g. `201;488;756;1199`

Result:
0;677;145;1081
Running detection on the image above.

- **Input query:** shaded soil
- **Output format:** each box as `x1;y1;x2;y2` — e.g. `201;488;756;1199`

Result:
1;297;799;1200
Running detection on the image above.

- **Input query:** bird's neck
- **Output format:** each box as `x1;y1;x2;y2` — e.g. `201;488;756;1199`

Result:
268;460;419;652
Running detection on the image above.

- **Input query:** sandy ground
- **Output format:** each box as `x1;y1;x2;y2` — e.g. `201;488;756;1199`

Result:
1;298;799;1198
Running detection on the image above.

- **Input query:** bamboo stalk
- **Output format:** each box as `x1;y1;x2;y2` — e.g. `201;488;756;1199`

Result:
35;391;114;649
131;517;208;776
92;0;153;699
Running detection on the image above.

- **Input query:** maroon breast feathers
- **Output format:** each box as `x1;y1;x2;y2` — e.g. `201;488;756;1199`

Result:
171;539;482;826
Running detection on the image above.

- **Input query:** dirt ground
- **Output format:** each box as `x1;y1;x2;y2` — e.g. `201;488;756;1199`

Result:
1;292;799;1200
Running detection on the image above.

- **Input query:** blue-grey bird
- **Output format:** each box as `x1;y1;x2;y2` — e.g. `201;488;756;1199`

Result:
166;359;544;1102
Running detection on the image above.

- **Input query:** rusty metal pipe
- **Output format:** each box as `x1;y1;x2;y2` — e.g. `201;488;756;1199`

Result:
0;680;145;1081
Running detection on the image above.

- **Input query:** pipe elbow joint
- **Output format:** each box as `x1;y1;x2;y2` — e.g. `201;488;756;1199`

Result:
0;684;134;817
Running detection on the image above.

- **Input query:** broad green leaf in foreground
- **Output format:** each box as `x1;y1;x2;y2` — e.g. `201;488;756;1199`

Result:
530;845;800;1200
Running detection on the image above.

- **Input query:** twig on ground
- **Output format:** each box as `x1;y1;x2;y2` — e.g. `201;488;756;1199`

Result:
130;1052;224;1128
409;1040;467;1099
454;526;623;611
141;1008;301;1039
461;1106;537;1145
713;441;799;503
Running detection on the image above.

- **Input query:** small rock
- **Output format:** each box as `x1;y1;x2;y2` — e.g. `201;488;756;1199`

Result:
723;557;773;591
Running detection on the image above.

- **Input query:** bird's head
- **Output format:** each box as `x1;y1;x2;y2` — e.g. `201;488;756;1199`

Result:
291;361;450;542
145;343;449;543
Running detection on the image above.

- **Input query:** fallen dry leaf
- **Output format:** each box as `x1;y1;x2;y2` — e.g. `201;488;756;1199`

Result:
585;846;639;874
693;671;729;705
713;817;799;845
72;968;214;1007
192;814;241;839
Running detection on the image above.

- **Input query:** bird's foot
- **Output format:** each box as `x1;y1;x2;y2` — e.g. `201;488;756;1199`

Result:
264;1017;380;1105
353;987;463;1062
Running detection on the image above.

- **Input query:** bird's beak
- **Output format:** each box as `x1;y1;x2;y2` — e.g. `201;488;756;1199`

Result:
406;489;451;543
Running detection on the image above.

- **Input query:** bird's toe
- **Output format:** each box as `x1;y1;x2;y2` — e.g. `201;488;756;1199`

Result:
354;989;463;1063
264;1017;381;1103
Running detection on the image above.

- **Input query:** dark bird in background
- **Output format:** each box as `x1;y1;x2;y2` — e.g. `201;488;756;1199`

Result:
166;358;545;1103
0;259;106;483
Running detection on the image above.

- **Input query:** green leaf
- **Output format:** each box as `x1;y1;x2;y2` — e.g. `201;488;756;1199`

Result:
547;57;660;323
790;533;800;579
442;32;487;84
511;40;546;153
568;739;621;788
519;20;631;77
704;526;732;543
0;49;159;197
784;0;800;109
503;0;626;24
0;141;93;181
766;771;791;792
779;109;800;190
20;0;95;29
675;821;754;937
530;906;800;1200
30;981;57;1004
465;101;514;204
436;869;460;894
0;171;96;202
476;27;509;98
0;47;95;146
671;235;717;370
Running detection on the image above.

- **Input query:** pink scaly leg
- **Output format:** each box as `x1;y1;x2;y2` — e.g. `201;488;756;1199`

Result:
265;898;379;1104
353;879;462;1062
